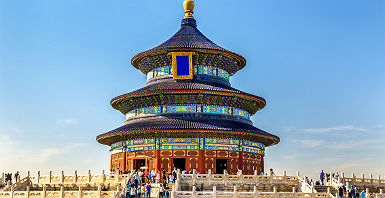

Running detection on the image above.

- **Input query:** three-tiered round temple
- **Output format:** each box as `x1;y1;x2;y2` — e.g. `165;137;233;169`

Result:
97;0;279;175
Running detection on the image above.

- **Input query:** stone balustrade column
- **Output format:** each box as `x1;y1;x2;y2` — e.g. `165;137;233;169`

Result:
370;174;373;185
342;172;345;184
73;170;78;184
292;186;296;193
366;188;369;195
192;169;196;185
297;171;300;177
88;170;91;183
37;171;40;184
327;187;330;194
283;170;287;183
97;185;101;198
208;169;212;186
43;185;47;198
49;171;52;184
329;172;332;184
26;186;30;198
61;171;64;183
223;170;228;186
378;175;381;187
233;186;237;197
254;186;258;193
78;186;82;198
171;186;176;198
352;173;355;185
60;185;64;198
11;186;14;198
27;171;30;178
101;170;106;183
115;170;120;183
213;185;217;198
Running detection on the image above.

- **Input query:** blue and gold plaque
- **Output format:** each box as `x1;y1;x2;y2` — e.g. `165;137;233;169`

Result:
169;52;195;80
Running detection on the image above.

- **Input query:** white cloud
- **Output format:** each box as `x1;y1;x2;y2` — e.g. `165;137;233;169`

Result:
302;125;366;133
300;139;324;148
56;119;79;126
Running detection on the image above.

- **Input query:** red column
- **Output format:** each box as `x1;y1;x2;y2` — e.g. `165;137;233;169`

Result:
198;150;205;173
238;151;243;173
154;150;161;171
122;152;127;172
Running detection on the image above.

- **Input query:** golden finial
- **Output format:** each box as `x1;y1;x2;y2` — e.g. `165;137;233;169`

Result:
183;0;195;19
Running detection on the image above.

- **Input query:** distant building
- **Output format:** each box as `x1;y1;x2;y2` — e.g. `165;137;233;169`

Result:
96;0;279;175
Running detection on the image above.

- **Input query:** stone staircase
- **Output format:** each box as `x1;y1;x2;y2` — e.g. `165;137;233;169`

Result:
315;185;338;195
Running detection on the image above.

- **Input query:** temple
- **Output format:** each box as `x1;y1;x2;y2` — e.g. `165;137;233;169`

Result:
96;0;279;175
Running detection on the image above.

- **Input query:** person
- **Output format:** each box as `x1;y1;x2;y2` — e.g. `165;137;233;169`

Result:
124;184;130;198
134;173;139;188
172;167;178;181
156;171;161;184
168;174;174;183
145;183;151;198
164;187;170;198
320;170;325;185
136;186;141;198
159;183;164;198
141;185;146;198
269;168;275;176
360;190;365;198
14;171;19;183
130;186;136;198
338;185;344;198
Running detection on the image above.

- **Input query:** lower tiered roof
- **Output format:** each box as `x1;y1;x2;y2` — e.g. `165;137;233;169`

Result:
96;113;280;146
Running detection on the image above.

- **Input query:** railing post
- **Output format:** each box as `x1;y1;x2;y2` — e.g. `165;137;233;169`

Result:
61;171;64;183
341;172;345;184
171;186;176;198
60;185;64;198
37;171;40;184
352;173;355;185
74;170;78;183
26;185;30;198
327;187;330;194
370;174;373;186
78;186;82;198
366;188;369;196
97;185;101;198
254;186;258;193
378;175;381;187
115;170;120;183
102;170;106;183
11;186;14;198
233;186;237;197
88;170;92;183
254;170;258;176
27;171;30;178
297;171;300;177
49;171;52;184
43;185;47;198
192;169;196;185
208;169;212;186
213;185;217;198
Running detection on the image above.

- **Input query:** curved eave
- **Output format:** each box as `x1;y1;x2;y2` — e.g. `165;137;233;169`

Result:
97;129;279;147
110;89;266;114
131;48;246;74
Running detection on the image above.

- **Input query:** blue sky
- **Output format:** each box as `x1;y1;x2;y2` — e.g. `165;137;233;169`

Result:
1;0;384;180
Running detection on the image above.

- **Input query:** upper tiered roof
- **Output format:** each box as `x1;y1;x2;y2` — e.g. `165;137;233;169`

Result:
131;1;246;75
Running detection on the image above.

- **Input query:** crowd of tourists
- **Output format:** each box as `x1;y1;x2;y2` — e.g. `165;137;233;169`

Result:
111;167;182;198
1;171;20;186
337;185;375;198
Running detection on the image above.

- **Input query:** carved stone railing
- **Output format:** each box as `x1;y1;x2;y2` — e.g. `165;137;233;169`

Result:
326;172;384;193
27;170;127;186
172;185;333;198
0;185;120;198
177;169;299;187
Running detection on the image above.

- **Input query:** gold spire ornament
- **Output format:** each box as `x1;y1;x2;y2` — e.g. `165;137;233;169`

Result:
183;0;195;19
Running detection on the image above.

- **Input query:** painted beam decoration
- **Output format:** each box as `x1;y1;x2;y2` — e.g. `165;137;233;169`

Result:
110;138;265;155
169;52;195;80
